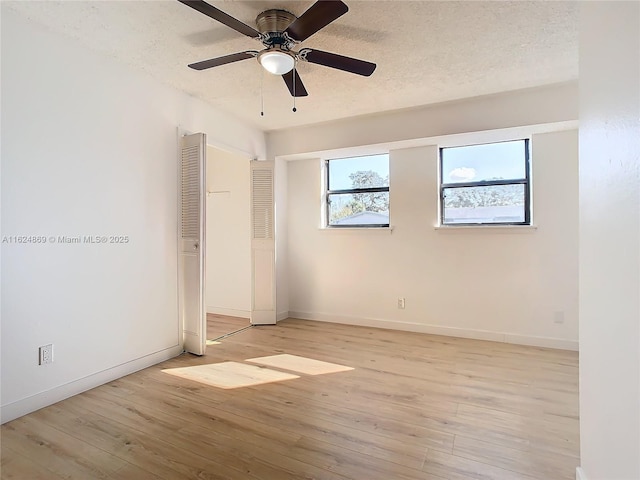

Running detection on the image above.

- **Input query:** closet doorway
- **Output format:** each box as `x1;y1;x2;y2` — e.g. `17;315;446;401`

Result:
205;145;252;342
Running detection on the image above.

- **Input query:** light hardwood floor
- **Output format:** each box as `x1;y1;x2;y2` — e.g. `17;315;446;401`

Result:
1;317;579;479
206;314;251;340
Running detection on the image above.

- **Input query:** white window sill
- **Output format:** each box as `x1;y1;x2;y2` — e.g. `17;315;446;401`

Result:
319;226;394;233
434;224;537;233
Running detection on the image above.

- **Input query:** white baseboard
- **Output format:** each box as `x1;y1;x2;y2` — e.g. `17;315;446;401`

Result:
207;308;287;322
576;467;587;480
503;333;577;350
206;307;250;319
1;344;183;424
288;311;578;351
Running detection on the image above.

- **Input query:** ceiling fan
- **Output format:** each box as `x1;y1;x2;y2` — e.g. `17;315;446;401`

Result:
178;0;376;99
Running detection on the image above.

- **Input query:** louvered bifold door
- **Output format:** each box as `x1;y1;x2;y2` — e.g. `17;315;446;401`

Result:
179;133;207;355
250;161;276;325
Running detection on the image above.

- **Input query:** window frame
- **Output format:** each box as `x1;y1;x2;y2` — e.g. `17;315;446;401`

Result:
325;155;390;228
439;139;531;226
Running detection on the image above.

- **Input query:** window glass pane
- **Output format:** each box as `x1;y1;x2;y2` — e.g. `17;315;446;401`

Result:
443;184;525;224
328;154;389;190
442;140;526;184
328;192;389;226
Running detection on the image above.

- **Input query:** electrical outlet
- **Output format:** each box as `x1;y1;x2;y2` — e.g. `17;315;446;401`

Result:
398;297;406;309
553;311;565;325
39;344;53;365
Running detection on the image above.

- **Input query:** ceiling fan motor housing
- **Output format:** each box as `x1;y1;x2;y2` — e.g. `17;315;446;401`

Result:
256;9;297;48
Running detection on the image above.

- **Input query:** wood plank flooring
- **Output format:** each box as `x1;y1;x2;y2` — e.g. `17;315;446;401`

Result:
207;314;250;340
1;317;579;480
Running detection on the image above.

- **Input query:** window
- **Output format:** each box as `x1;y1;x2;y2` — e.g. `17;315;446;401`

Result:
326;154;389;227
440;139;531;226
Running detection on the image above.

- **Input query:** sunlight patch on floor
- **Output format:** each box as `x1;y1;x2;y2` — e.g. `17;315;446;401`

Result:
162;361;299;389
206;339;221;345
246;354;354;375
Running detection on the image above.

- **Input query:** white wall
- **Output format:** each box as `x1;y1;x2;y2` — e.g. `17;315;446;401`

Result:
267;82;578;159
287;129;578;349
578;2;640;479
0;8;266;422
275;157;289;321
267;82;578;348
205;146;251;318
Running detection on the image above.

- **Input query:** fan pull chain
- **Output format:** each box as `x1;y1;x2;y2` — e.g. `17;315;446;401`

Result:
260;68;264;116
292;63;297;113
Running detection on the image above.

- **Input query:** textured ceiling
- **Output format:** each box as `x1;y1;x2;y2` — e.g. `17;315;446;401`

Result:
5;1;579;132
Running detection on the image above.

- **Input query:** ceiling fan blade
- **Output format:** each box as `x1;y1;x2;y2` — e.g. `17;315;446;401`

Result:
282;70;309;97
301;49;376;76
188;51;257;70
284;0;348;42
178;0;261;39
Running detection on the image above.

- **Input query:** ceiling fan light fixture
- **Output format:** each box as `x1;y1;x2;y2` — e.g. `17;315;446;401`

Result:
259;50;295;75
